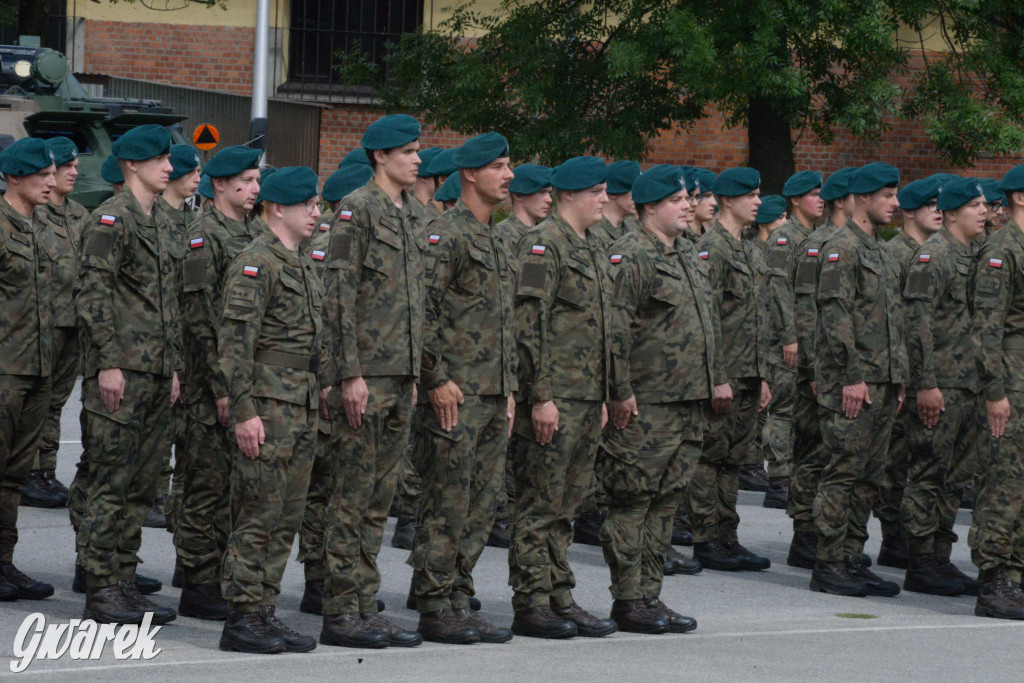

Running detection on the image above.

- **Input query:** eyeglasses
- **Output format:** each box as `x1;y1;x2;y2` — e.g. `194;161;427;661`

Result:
302;199;320;214
924;201;940;213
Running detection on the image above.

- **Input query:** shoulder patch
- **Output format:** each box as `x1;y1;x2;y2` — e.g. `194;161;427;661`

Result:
827;253;839;262
182;256;208;287
189;237;204;249
330;233;352;262
531;244;546;255
918;254;930;263
242;265;259;278
429;234;440;245
319;222;330;232
339;210;353;221
989;258;1003;269
776;237;788;245
768;249;788;269
609;254;622;264
83;230;115;257
698;251;709;260
907;268;931;296
99;214;117;226
806;248;819;257
311;250;326;261
521;261;547;289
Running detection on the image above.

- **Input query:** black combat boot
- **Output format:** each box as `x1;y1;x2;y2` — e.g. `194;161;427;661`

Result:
0;574;18;601
19;470;65;508
553;602;617;637
142;494;167;529
937;558;982;596
643;596;697;633
84;583;147;624
171;559;184;589
321;612;390;648
179;580;228;620
846;556;900;597
454;608;513;643
122;580;177;624
723;541;771;571
959;482;975;510
809;560;869;597
671;508;693;546
300;579;323;615
876;536;910;569
975;566;1024;620
361;612;423;647
738;464;770;492
610;599;669;634
0;563;53;600
133;573;162;595
261;606;316;652
511;606;577;639
390;514;415;550
903;555;964;596
220;610;287;653
664;547;702;575
486;517;512;548
42;469;69;499
417;608;481;644
572;509;605;547
693;541;744;571
787;531;817;569
762;476;790;509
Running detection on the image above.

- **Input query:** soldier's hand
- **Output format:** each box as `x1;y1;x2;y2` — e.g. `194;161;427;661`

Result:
811;381;817;398
988;398;1011;438
507;393;516;439
842;382;871;419
602;403;609;429
532;400;559;445
171;371;181;406
412;384;418;407
896;383;906;416
342;376;370;429
215;396;231;427
429;381;464;432
759;381;772;411
236;416;265;459
782;343;798;368
712;383;733;414
917;387;944;428
610;396;638;430
319;386;333;420
98;367;125;413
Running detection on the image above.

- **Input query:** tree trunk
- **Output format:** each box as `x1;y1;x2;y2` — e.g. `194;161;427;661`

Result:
747;94;795;195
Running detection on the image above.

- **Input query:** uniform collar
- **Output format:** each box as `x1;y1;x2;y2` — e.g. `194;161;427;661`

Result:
0;196;33;233
937;226;972;256
711;220;744;250
844;218;881;250
454;197;493;238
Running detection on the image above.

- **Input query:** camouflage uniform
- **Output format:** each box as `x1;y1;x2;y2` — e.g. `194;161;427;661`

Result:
688;223;769;545
218;232;328;611
409;199;516;613
321;181;425;616
968;219;1024;578
175;208;265;585
601;227;714;600
788;219;841;534
813;220;907;562
508;213;612;612
75;191;181;588
901;228;980;558
589;215;639;249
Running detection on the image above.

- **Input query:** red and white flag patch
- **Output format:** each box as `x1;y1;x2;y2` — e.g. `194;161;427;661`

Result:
99;215;116;226
918;254;930;263
531;245;546;255
776;237;788;245
989;258;1003;269
319;222;330;232
428;234;440;245
807;248;819;257
609;254;622;264
311;250;325;261
698;251;709;260
339;210;353;221
189;237;204;249
243;266;259;277
827;253;839;262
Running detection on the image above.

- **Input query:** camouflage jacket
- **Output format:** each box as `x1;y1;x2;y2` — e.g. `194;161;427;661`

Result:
514;212;613;403
412;195;442;225
764;218;811;364
0;199;53;376
218;231;329;422
815;220;907;403
35;197;87;328
794;219;841;382
180;207;265;419
886;229;924;285
156;197;197;295
970;218;1024;401
495;213;534;256
608;226;715;403
903;227;979;393
590;215;639;250
77;190;181;378
697;222;770;384
323;180;425;382
421;199;517;396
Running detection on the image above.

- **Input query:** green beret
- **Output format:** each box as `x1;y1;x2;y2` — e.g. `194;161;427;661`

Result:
926;172;960;188
550;156;608;191
197;173;213;199
754;195;787;224
936;177;984;212
897;177;941;210
322;165;373;203
338;148;370;169
259;166;318;205
101;155;124;185
111;124;171;161
694;168;716;194
819;167;858;201
254;166;277;203
204;145;262;179
435;173;461;203
998;165;1024;193
454;132;510;169
712;167;760;197
509;164;552;195
978;178;1002;204
849;162;899;195
632;165;685;205
416;147;444;178
361;114;420;151
782;170;823;198
680;168;700;194
606;160;641;195
0;138;54;177
45;137;78;167
168;144;201;180
427;148;458;177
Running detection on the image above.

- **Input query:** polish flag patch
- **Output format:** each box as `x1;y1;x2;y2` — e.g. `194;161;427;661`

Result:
189;237;204;249
989;258;1003;269
99;214;116;226
339;210;353;221
609;254;622;264
243;266;259;277
531;245;546;255
698;251;709;260
918;254;931;263
311;250;325;261
776;237;788;245
827;253;839;262
428;234;440;245
807;248;819;257
319;222;330;232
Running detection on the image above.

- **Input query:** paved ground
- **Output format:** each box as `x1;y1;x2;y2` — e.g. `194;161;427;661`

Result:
2;381;1019;679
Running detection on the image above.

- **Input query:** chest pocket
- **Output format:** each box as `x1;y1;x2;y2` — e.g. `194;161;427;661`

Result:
556;256;595;310
119;232;157;286
950;261;970;302
858;255;883;301
455;244;495;296
0;232;34;287
647;261;683;307
364;222;403;276
724;258;751;300
270;268;310;326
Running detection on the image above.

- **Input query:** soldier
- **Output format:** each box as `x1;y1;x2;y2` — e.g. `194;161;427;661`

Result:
320;164;372;227
412;146;444;221
435;173;461;210
689;167;772;572
967;164;1024;619
787;166;858;569
337;147;372;170
0;137;57;601
753;194;788;237
901;178;987;596
408;132;517;645
21;137;85;509
174;145;263;621
590;160;641;247
496;164;553;252
100;154;124;194
508;156;618;640
979;178;1006;237
318;114;425;649
216;166;329;654
810;162;907;597
602;165;714;634
76;124;179;624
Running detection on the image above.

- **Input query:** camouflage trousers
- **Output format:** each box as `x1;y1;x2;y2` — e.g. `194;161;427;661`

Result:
873;411;908;541
76;371;171;587
814;383;898;562
391;446;423;518
600;401;704;601
35;326;78;471
494;437;519;522
173;403;235;585
162;402;187;535
969;390;1024;579
762;363;795;478
0;374;51;562
410;395;508;613
297;421;332;582
221;397;315;611
322;377;414;615
689;377;760;544
508;399;602;612
788;382;828;534
902;388;980;558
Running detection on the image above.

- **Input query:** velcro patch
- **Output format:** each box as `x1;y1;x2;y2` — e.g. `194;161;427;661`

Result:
768;249;788;269
820;268;841;294
521;261;547;289
330;234;352;262
83;230;115;257
907;268;931;297
226;286;257;313
182;256;208;287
